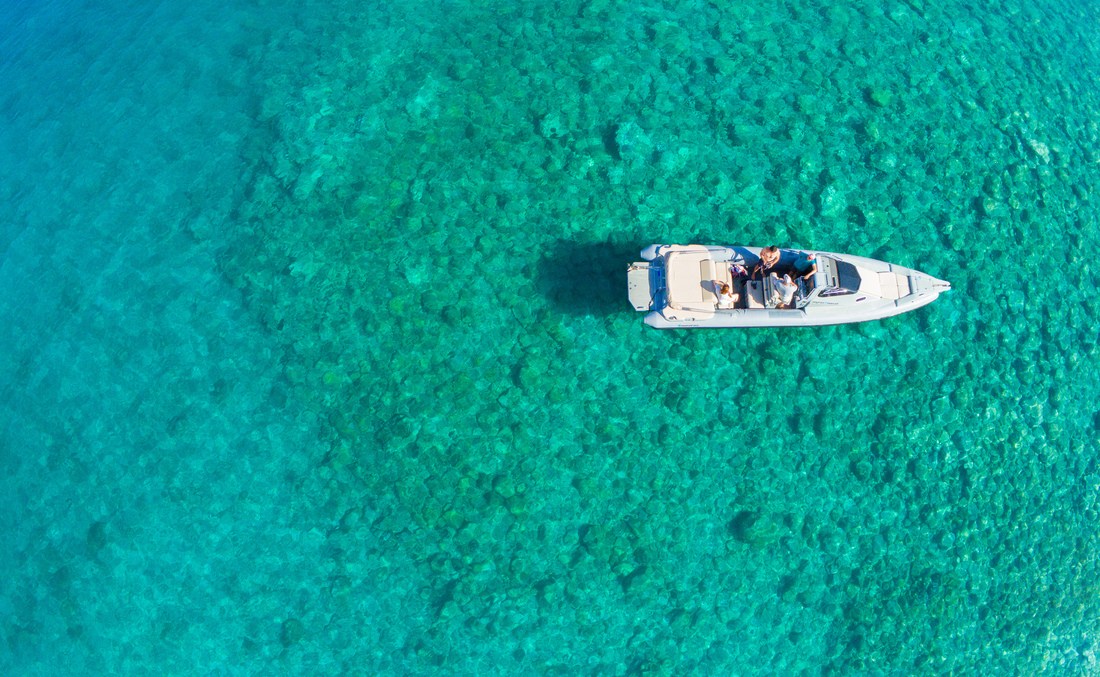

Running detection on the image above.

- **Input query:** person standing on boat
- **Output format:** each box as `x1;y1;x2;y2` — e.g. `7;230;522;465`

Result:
751;246;780;279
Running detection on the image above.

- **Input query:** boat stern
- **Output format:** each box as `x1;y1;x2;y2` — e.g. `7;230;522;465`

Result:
627;262;655;311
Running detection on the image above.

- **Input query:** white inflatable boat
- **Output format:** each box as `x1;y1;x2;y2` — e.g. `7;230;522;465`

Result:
628;244;950;328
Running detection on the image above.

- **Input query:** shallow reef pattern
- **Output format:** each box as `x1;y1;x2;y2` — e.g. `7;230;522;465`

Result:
2;0;1100;673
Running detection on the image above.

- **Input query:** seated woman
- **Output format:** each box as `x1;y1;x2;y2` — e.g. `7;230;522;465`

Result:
714;281;738;309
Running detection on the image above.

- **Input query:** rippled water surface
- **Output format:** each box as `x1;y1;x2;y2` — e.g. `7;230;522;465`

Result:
2;0;1099;673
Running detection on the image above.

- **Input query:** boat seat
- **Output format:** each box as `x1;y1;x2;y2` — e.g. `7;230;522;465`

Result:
745;280;765;308
711;260;736;308
713;261;733;288
667;251;710;306
762;274;798;308
666;249;742;310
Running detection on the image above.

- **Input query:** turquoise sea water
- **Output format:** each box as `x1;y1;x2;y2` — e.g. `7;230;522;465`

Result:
2;0;1099;673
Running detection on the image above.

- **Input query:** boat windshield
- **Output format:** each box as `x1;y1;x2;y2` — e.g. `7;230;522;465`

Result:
835;261;861;293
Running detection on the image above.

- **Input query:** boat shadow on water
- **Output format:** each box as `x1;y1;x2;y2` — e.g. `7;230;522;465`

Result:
538;240;637;317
